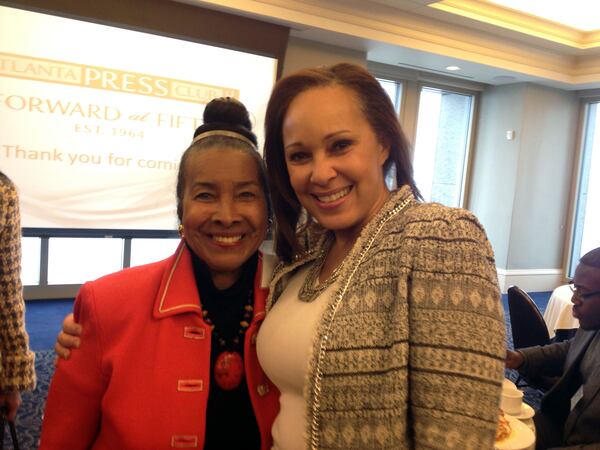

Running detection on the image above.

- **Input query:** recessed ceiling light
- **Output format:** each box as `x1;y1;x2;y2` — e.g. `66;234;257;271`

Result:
446;65;461;71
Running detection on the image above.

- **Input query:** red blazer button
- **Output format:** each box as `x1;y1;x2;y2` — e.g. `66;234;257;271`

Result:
171;435;198;448
257;383;270;396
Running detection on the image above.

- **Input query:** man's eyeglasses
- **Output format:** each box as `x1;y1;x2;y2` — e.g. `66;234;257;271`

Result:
568;281;600;301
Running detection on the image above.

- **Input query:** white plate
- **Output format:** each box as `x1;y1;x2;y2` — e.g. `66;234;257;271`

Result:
495;416;535;450
507;403;535;420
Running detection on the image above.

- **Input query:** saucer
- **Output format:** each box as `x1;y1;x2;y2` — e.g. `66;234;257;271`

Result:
507;403;535;420
495;416;535;450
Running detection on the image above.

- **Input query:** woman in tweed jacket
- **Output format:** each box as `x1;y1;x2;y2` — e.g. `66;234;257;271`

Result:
258;63;506;450
0;171;35;421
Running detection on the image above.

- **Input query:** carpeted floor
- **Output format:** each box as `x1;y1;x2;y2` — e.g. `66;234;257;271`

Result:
2;300;73;450
3;349;53;450
5;292;552;449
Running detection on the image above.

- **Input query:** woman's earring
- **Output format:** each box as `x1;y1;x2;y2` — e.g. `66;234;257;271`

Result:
178;224;184;237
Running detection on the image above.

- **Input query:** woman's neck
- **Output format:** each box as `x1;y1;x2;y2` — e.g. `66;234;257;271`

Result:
320;187;391;280
331;187;390;251
319;237;353;282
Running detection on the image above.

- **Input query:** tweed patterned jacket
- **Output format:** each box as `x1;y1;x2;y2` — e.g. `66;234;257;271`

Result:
0;172;36;392
267;186;505;450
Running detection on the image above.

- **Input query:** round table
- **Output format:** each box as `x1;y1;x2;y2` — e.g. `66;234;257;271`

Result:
543;285;579;339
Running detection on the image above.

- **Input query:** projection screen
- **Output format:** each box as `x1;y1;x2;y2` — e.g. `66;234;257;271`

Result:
0;5;277;230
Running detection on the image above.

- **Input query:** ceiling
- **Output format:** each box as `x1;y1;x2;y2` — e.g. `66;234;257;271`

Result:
177;0;600;90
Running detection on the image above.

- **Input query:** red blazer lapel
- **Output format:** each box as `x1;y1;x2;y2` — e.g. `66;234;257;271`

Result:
153;240;202;319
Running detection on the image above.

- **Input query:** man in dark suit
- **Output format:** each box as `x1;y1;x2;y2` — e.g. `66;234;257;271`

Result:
506;247;600;450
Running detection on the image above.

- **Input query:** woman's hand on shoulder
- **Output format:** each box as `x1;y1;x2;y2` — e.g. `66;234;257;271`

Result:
54;313;82;363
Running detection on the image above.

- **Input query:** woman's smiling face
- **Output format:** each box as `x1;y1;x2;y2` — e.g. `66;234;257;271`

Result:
282;84;390;242
180;147;268;285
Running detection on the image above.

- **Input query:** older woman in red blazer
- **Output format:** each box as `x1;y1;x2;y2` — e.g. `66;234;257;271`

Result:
40;98;279;450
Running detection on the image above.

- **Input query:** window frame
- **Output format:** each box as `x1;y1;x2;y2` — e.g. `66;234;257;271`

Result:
371;62;481;209
22;228;178;300
563;95;600;279
414;81;480;208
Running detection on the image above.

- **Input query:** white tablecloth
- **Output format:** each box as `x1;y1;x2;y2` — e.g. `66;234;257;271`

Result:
543;285;579;338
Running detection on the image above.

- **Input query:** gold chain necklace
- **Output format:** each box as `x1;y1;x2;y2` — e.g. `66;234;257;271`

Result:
307;195;413;450
298;235;344;303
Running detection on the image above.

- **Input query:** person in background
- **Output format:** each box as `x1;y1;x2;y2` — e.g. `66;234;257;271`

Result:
257;62;505;450
40;98;279;450
506;247;600;450
0;171;36;422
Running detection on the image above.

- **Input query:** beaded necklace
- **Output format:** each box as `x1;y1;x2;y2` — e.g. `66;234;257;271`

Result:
201;287;254;390
191;249;257;391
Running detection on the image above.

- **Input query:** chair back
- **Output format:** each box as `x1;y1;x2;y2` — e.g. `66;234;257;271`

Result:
507;285;550;349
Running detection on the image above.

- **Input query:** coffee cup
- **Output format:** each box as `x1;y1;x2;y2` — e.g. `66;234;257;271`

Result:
501;389;524;415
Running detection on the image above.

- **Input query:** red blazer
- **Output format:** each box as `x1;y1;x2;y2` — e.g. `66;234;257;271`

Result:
40;241;279;450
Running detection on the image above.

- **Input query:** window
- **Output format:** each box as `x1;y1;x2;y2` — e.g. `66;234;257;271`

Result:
377;76;476;207
569;101;600;275
413;87;475;207
130;238;180;268
377;77;403;187
21;237;41;286
377;78;402;114
47;237;124;285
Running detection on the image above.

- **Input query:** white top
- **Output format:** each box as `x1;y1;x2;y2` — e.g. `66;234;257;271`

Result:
543;284;579;338
256;266;335;450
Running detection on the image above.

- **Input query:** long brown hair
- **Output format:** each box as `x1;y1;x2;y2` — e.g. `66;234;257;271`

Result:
264;62;419;263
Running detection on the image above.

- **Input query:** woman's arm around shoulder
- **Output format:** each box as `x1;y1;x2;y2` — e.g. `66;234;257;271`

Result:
54;313;81;361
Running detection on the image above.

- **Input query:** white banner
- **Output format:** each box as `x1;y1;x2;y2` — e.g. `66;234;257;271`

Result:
0;5;277;230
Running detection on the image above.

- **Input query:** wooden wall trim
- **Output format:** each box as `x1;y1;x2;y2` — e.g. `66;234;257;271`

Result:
0;0;289;77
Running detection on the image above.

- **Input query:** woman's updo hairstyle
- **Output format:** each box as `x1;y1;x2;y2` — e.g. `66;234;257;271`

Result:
176;97;271;223
192;96;257;146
